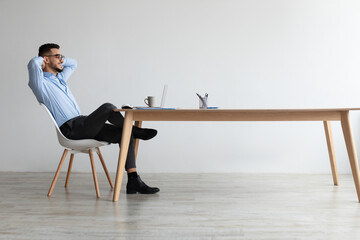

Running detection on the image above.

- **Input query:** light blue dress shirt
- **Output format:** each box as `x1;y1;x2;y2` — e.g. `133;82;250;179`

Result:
28;56;81;127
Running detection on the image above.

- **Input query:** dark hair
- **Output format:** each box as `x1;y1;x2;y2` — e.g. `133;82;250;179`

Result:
38;43;60;57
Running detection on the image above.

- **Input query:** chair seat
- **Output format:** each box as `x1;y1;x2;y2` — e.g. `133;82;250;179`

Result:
56;131;109;152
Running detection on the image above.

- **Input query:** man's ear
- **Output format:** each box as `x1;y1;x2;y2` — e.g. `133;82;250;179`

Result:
43;56;49;63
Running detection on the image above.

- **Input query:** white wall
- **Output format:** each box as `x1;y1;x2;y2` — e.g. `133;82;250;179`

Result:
1;0;360;173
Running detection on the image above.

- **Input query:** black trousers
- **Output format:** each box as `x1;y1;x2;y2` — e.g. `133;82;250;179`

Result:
60;103;136;170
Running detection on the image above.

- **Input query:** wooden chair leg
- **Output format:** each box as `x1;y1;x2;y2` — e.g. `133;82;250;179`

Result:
96;147;114;189
48;149;68;197
89;149;100;198
65;154;74;188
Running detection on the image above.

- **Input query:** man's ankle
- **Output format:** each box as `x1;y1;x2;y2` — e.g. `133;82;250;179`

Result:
127;171;138;179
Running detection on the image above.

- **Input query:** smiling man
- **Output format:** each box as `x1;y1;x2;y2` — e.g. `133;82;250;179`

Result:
28;43;160;194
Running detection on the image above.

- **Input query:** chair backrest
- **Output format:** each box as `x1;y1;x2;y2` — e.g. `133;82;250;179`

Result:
40;103;68;140
40;103;108;151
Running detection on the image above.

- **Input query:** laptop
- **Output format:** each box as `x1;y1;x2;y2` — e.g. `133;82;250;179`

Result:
122;85;175;109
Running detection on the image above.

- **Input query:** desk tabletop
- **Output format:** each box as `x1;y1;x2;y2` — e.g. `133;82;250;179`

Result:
113;108;360;122
115;108;360;113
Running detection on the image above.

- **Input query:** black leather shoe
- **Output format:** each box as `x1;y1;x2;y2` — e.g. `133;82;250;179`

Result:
132;127;157;140
127;175;160;194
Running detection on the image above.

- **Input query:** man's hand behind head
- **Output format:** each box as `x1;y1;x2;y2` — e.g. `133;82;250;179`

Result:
41;59;45;70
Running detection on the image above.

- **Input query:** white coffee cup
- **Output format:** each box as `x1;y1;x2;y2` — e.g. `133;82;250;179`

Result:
144;96;156;107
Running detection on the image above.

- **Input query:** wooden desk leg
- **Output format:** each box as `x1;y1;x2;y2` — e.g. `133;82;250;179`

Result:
323;121;339;185
340;111;360;202
134;121;142;161
113;111;134;202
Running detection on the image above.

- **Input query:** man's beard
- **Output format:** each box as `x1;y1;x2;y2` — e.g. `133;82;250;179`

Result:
55;67;63;73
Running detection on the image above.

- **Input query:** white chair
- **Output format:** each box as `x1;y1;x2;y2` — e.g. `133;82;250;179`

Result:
40;103;113;198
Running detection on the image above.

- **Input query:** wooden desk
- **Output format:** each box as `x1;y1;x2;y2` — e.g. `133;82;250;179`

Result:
112;108;360;202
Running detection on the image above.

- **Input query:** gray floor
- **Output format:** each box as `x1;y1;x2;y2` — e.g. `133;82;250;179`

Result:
1;172;360;240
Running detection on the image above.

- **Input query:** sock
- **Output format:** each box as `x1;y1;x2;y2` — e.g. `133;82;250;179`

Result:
128;171;138;179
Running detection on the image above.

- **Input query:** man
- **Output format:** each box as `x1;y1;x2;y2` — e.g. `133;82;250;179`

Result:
28;43;159;194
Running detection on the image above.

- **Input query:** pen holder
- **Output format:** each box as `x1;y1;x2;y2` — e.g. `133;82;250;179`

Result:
198;96;208;109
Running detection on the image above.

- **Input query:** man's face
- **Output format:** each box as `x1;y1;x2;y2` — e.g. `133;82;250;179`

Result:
43;48;64;73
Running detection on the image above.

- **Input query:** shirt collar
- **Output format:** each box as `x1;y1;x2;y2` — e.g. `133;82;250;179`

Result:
43;72;56;78
43;71;66;85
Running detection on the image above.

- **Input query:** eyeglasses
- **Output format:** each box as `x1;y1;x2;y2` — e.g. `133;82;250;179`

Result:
45;54;65;61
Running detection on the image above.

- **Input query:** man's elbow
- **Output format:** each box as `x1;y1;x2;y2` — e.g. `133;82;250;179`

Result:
71;59;78;70
64;58;78;70
27;59;35;70
73;61;78;70
27;57;42;70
